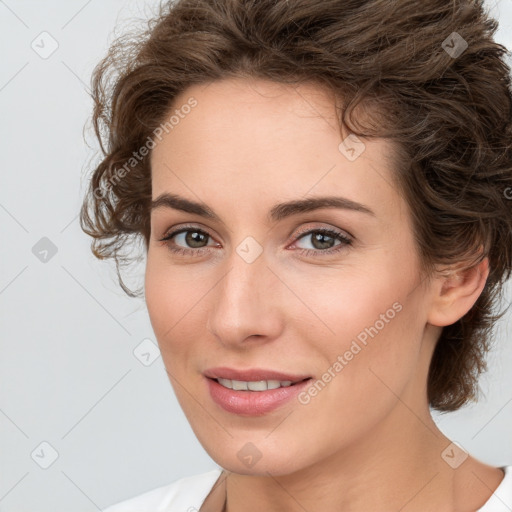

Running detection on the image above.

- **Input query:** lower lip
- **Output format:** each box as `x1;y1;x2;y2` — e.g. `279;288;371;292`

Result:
205;377;312;416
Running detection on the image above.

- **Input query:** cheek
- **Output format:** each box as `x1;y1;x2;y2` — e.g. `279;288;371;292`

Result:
144;257;169;337
293;263;405;349
144;253;187;351
293;302;423;453
325;292;423;409
144;253;215;369
297;256;423;401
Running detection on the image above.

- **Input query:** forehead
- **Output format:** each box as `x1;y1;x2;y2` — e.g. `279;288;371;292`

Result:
151;78;344;164
149;77;404;222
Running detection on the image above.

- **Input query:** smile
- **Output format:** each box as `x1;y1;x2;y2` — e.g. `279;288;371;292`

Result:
216;378;294;391
205;376;313;415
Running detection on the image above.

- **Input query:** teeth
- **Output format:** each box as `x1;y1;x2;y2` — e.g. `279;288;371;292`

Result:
217;378;294;391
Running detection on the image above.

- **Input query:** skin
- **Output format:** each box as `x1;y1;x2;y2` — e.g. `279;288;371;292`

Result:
145;78;504;512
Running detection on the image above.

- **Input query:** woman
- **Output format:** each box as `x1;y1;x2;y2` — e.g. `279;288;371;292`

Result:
81;0;512;510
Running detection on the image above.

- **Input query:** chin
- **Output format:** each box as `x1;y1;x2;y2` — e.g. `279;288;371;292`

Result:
197;434;310;477
217;455;300;477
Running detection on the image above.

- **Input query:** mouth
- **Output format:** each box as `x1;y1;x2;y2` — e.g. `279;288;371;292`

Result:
203;366;312;383
203;367;313;415
210;376;311;391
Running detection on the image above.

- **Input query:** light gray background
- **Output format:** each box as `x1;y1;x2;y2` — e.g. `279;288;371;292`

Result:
0;1;511;511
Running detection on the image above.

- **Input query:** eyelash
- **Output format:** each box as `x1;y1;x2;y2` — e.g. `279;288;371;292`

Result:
158;224;353;258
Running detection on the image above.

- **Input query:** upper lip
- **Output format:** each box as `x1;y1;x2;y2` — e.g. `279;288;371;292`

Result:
204;367;311;383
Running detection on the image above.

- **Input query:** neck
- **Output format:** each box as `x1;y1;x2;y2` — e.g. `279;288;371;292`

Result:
222;404;462;512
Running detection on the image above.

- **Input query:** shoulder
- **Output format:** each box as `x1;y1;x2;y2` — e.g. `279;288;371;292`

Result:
103;467;223;512
477;465;512;512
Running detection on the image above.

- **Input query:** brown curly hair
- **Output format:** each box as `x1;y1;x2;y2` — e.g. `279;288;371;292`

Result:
80;0;512;412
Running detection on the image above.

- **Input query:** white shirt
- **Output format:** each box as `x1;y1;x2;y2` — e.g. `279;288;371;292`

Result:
103;465;512;511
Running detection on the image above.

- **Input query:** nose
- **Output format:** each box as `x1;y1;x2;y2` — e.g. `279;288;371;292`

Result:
206;244;284;349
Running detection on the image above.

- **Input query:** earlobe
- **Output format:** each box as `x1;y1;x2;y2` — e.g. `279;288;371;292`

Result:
427;257;489;327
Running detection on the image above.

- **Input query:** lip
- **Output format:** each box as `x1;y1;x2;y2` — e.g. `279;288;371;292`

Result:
203;367;313;416
203;367;311;382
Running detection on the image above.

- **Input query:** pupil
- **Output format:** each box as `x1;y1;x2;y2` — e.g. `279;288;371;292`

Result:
187;231;206;248
313;232;333;250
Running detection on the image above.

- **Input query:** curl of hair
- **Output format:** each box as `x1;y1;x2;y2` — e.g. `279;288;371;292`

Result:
80;0;512;411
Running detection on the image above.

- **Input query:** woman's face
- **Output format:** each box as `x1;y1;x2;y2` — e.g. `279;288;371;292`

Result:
145;77;441;476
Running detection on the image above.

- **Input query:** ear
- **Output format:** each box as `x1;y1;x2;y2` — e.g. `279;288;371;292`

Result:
427;256;489;327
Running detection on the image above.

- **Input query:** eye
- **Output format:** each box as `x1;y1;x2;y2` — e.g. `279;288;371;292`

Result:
158;225;218;257
291;227;352;257
158;224;353;257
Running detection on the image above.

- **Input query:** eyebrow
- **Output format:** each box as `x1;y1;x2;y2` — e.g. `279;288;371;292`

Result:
150;193;375;223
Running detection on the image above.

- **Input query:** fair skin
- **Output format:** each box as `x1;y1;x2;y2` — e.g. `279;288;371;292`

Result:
145;78;504;512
